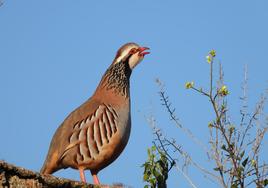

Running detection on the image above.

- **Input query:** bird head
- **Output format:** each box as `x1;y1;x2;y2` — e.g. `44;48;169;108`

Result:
112;43;150;69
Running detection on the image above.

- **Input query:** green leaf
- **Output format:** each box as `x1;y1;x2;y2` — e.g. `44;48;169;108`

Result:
221;144;227;151
143;145;169;187
240;151;245;159
150;178;156;185
213;167;222;171
242;157;249;167
264;179;268;186
231;183;238;188
236;166;244;177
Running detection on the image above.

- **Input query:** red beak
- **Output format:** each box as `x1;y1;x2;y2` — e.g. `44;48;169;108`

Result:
138;47;150;56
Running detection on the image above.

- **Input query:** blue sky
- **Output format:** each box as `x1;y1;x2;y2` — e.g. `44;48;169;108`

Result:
0;1;267;187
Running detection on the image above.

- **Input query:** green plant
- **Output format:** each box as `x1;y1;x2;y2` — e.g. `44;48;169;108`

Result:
185;50;268;188
144;50;268;188
142;145;172;188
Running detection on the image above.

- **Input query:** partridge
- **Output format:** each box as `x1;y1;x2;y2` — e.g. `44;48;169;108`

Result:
40;43;150;185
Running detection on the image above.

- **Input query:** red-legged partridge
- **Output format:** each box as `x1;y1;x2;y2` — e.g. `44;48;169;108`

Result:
40;43;150;185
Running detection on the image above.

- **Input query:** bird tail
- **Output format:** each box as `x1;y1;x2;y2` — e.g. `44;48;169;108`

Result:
40;151;60;174
40;160;55;174
40;163;49;174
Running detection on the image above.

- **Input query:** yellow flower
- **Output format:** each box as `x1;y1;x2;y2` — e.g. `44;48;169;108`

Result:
251;159;256;166
209;50;216;57
228;125;235;133
206;50;216;64
206;55;212;64
218;85;229;96
208;122;213;128
185;81;194;89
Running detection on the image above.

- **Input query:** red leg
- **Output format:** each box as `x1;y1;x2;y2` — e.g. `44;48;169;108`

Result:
92;173;100;185
79;168;86;183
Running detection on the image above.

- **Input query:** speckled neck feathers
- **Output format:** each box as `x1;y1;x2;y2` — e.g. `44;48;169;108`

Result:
101;62;132;97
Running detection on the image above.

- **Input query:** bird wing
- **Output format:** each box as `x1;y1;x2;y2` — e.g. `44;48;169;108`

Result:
59;103;119;162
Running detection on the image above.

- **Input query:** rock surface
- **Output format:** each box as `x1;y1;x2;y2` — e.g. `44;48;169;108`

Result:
0;160;125;188
0;160;130;188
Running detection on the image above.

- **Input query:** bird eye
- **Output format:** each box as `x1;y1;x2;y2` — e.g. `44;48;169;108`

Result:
129;48;137;54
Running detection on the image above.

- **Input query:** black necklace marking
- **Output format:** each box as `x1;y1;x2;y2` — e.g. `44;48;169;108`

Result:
103;58;132;97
